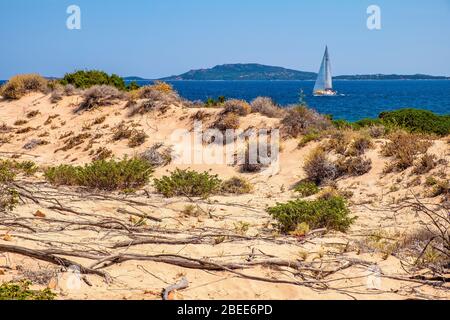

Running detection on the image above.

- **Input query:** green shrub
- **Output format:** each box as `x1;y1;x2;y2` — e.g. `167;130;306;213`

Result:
0;281;56;300
379;109;450;136
154;169;222;198
44;158;153;191
268;196;355;233
221;176;253;194
60;70;127;90
298;132;321;148
353;118;383;129
294;181;320;197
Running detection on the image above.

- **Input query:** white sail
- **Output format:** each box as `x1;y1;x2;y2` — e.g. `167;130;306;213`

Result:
314;46;333;92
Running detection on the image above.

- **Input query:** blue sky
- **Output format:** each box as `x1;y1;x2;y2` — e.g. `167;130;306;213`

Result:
0;0;449;79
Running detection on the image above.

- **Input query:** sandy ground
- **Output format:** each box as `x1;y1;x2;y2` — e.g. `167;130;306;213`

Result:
0;92;449;300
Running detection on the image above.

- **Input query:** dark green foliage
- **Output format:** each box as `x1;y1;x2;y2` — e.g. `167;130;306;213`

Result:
332;119;353;129
379;109;450;136
353;118;383;129
267;196;355;233
294;181;320;197
127;81;140;91
154;169;222;198
44;158;153;191
0;281;56;300
60;70;127;90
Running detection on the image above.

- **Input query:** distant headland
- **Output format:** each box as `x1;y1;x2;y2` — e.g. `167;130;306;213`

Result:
156;63;449;81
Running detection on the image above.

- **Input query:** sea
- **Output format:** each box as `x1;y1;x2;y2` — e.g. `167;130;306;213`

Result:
2;79;449;122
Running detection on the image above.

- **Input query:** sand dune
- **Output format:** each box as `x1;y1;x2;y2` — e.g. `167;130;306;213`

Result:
0;92;448;300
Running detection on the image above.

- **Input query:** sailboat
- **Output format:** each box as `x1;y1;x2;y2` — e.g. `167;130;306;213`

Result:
313;46;337;96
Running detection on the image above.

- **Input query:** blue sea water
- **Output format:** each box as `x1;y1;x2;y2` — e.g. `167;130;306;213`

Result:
138;80;450;122
2;79;449;122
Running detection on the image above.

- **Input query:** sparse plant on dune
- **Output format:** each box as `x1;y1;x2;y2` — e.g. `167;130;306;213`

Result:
413;153;438;175
335;155;372;176
23;139;49;150
222;99;252;116
26;110;40;119
0;74;48;100
221;176;253;194
303;147;338;185
112;121;133;141
154;169;222;198
140;143;173;167
128;129;148;148
250;97;285;118
381;131;433;172
78;85;124;111
92;147;113;161
213;112;240;131
56;132;91;152
128;81;180;115
282;106;331;138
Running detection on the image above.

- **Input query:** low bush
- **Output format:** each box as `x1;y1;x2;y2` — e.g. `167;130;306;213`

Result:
413;154;438;174
222;99;252;116
213;113;240;131
60;70;127;90
0;74;48;100
250;97;284;118
23;139;49;150
44;158;153;191
282;106;331;138
303;147;338;185
154;169;222;198
56;132;91;152
0;281;56;300
336;156;372;176
112;121;133;141
221;176;253;194
91;147;113;161
294;180;320;197
267;196;355;233
381;131;432;172
78;85;123;111
128;129;148;148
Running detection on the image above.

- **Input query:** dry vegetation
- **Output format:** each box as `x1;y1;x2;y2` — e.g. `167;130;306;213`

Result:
0;75;448;300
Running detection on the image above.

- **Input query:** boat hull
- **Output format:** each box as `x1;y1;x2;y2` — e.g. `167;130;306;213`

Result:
313;89;337;97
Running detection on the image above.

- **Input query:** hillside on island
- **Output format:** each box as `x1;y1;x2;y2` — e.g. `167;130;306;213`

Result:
160;64;450;81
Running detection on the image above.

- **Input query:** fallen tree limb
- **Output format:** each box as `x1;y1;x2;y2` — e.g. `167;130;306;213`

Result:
0;244;111;282
162;277;189;300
